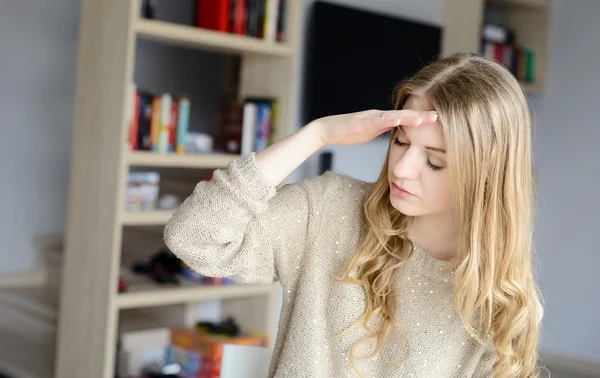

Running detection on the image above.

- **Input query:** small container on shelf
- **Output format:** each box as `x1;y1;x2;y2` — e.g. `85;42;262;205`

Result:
126;171;160;212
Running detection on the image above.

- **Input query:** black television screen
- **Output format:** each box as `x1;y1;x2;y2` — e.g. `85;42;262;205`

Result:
302;2;442;124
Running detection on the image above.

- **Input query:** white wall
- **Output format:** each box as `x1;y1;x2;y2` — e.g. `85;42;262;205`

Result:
528;0;600;363
0;0;80;273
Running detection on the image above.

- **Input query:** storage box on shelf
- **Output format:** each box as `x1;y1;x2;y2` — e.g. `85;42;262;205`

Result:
56;0;301;377
442;0;550;94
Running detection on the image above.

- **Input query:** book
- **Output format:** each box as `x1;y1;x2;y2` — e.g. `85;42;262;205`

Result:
196;0;288;40
128;88;191;154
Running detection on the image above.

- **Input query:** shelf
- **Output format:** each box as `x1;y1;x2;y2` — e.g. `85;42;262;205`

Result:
127;150;238;169
487;0;549;10
135;19;294;57
121;210;174;226
115;277;278;309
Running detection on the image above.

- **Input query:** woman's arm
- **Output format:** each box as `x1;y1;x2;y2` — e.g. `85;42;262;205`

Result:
163;109;437;284
256;108;436;186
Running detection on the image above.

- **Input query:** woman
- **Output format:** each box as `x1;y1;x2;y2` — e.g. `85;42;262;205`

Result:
164;53;543;378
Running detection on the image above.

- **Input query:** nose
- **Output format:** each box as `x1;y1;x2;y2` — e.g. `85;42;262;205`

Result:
392;148;420;180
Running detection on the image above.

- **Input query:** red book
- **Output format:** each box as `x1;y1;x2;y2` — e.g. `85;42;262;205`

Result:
169;100;179;152
196;0;230;32
232;0;247;35
493;43;504;64
129;90;140;150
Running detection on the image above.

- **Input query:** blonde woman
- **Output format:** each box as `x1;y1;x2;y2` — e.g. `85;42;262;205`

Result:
164;53;543;378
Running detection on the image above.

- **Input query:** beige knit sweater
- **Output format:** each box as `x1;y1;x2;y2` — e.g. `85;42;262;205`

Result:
164;153;496;377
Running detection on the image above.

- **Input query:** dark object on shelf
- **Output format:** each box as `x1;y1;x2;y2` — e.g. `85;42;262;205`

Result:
141;0;196;25
118;278;128;293
142;361;182;378
132;249;182;285
318;151;333;175
141;0;156;19
196;316;241;337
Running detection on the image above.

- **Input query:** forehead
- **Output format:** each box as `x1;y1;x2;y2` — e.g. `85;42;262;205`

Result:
402;95;434;112
400;95;445;146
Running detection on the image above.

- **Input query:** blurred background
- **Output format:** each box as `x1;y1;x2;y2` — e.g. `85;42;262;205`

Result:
0;0;597;377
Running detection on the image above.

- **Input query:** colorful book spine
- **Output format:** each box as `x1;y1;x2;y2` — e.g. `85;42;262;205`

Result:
150;96;161;152
241;102;257;155
158;94;172;153
128;83;139;151
481;40;536;84
198;0;288;41
169;100;178;153
254;103;271;152
137;92;153;151
130;90;191;154
176;98;190;154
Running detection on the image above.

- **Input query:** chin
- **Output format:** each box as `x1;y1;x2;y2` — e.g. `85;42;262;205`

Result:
389;195;423;216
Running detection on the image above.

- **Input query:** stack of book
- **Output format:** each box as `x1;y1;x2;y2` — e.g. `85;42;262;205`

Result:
196;0;287;43
480;24;535;84
127;84;191;154
127;84;280;157
220;97;279;155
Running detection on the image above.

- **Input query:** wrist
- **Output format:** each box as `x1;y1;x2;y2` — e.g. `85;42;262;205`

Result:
303;120;327;150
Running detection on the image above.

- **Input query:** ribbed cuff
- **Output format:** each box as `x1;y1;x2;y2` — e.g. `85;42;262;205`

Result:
228;152;277;203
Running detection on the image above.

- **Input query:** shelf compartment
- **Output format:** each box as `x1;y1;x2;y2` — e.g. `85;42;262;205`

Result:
135;19;294;57
115;276;278;309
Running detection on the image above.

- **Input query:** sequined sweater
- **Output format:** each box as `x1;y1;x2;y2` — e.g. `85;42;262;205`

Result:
163;152;497;377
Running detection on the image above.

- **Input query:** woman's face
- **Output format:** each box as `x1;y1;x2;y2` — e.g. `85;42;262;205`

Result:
387;95;454;217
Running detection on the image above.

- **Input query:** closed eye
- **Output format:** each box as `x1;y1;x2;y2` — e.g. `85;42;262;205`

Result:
393;138;408;147
393;138;445;172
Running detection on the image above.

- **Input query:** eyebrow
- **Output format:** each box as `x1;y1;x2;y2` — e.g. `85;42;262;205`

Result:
397;126;446;154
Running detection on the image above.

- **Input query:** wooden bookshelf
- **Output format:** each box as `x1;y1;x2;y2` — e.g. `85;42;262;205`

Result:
442;0;550;94
127;150;238;169
116;279;279;310
55;0;301;377
488;0;548;9
121;210;173;226
136;19;294;57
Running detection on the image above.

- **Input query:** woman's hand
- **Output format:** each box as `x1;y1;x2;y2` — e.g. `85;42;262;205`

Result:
310;109;438;147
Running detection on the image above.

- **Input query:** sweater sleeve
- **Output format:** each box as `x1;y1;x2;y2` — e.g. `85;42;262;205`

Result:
163;152;322;286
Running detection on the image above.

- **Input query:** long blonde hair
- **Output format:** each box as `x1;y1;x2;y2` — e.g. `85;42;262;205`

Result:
342;53;542;377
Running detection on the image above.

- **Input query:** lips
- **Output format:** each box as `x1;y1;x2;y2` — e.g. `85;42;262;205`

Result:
392;183;415;196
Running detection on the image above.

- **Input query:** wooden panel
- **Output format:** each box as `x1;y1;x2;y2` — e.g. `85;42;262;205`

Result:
240;55;294;139
54;0;138;377
116;280;279;310
121;210;174;226
441;0;485;56
127;150;238;169
501;4;550;93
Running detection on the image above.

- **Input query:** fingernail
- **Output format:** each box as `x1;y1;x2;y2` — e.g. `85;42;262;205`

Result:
426;111;438;117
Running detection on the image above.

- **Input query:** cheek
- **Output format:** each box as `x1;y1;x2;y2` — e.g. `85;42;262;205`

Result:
423;173;453;209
